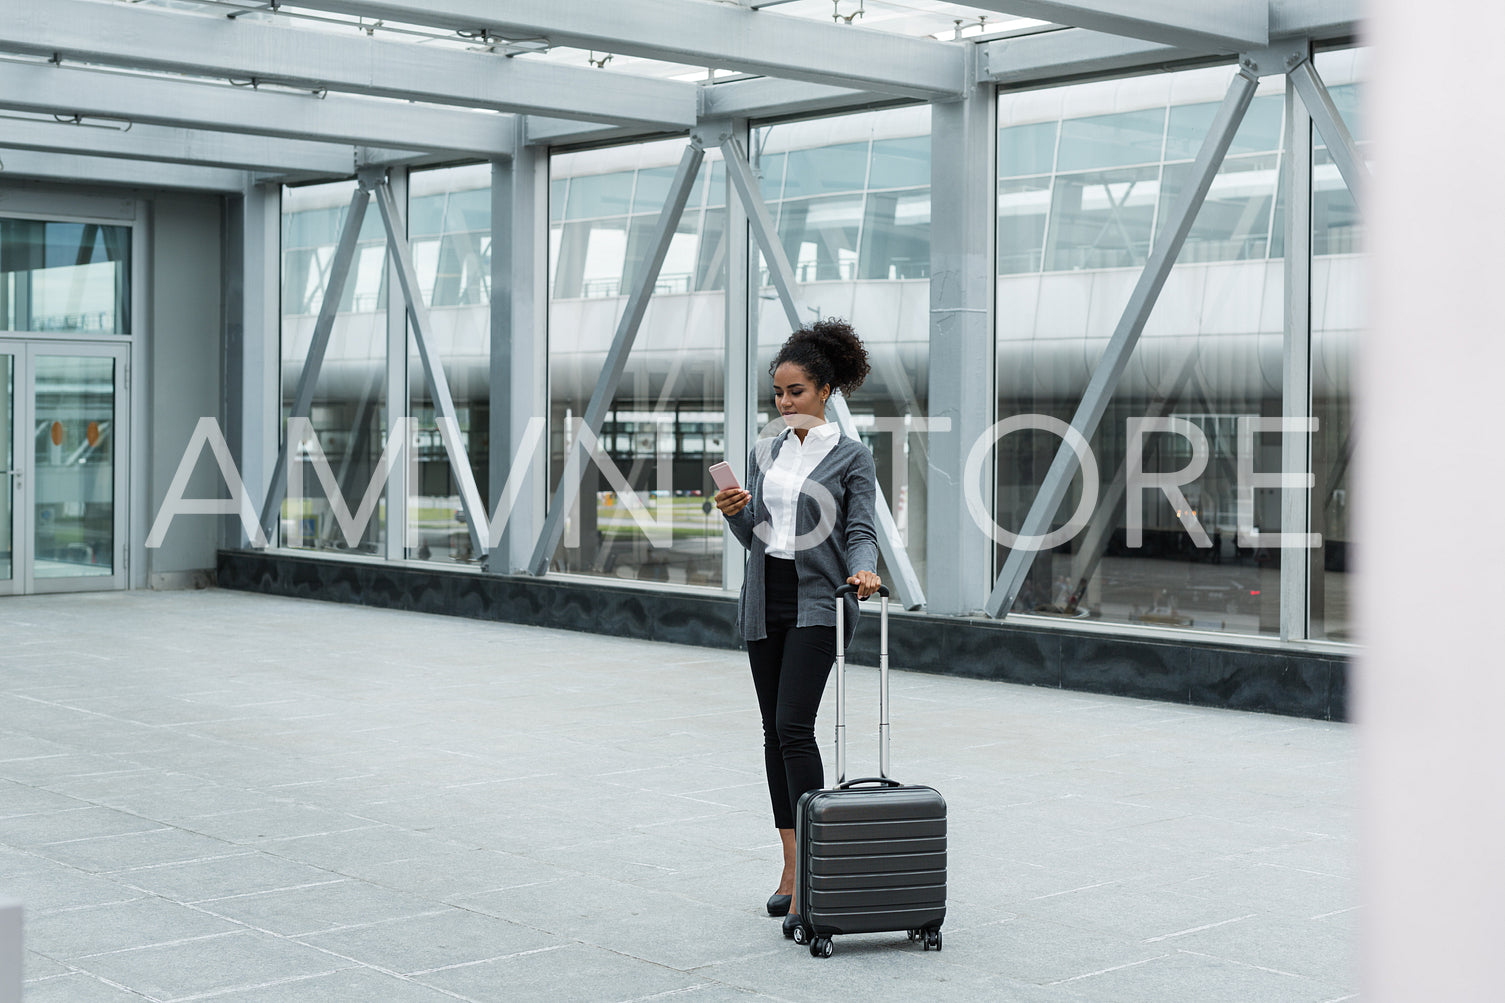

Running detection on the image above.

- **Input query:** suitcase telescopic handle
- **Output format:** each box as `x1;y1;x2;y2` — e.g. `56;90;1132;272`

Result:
834;584;891;786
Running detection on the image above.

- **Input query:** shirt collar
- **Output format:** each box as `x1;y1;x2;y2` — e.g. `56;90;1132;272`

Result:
782;421;839;445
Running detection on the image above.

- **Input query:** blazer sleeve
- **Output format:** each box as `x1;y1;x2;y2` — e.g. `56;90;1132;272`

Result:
723;446;759;551
842;447;880;576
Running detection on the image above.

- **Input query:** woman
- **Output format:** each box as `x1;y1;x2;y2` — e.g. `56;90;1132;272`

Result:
714;318;883;940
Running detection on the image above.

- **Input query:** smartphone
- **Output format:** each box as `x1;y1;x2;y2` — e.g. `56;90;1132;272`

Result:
708;461;741;493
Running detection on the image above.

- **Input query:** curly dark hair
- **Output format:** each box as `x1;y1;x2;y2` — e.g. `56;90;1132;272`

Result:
768;318;871;398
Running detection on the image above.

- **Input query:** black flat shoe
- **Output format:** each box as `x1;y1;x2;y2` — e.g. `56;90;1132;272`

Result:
766;893;791;916
782;912;802;940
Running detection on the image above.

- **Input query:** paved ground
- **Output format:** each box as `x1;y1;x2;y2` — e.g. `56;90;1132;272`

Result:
0;590;1357;1002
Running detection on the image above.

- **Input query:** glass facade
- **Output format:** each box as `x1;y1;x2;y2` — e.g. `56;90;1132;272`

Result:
995;56;1362;639
406;164;492;564
548;139;729;585
270;51;1362;649
752;106;934;587
280;180;389;556
0;219;130;335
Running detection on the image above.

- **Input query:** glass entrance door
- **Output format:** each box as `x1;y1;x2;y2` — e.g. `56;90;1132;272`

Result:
0;341;128;595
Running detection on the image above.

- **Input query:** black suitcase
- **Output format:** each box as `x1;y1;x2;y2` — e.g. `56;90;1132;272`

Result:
792;585;947;958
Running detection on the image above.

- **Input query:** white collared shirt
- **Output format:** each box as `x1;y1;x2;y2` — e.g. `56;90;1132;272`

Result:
762;421;841;559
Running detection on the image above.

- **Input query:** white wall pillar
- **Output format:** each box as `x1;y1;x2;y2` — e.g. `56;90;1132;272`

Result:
1362;4;1505;998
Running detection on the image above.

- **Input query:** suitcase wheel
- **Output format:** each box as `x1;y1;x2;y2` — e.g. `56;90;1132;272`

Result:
810;936;833;958
792;924;808;945
922;929;942;952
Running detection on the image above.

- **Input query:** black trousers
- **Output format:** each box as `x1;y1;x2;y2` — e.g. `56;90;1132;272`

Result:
747;557;837;830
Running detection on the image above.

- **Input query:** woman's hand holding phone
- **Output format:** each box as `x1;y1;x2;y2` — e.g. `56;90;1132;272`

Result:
709;461;750;517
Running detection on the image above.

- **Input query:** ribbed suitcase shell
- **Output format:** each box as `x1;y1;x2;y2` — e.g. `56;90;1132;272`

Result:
796;782;947;936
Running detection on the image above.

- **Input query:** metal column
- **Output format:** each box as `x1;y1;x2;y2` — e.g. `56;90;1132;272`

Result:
383;168;410;560
1281;75;1315;640
370;173;488;559
257;182;372;541
986;65;1259;618
229;180;280;550
722;135;928;610
926;60;997;616
722;120;754;596
487;132;550;574
528;141;706;576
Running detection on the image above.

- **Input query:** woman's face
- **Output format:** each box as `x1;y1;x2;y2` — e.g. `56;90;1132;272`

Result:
773;362;827;426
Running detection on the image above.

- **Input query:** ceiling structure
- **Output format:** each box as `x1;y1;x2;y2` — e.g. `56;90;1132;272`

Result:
0;0;1361;190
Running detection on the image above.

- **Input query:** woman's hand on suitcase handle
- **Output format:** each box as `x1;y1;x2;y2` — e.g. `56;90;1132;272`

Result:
714;487;751;517
846;570;883;600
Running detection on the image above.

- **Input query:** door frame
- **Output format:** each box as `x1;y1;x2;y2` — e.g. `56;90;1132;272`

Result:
0;339;131;595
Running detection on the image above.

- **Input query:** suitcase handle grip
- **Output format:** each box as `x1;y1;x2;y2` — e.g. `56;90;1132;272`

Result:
838;777;903;790
836;583;890;600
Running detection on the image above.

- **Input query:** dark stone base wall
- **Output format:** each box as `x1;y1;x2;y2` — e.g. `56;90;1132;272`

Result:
218;550;1349;722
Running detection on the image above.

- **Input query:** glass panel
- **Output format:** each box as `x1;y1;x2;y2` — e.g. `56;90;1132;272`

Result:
548;137;728;588
280;180;388;555
0;220;131;335
755;106;935;589
1043;166;1160;271
33;355;115;578
0;353;11;582
997;177;1052;275
783;142;871;198
997;65;1301;639
565;172;635;220
407;165;493;564
1056;108;1167;172
998;121;1057;179
1156;154;1279;264
1165;94;1284;162
869;137;930;190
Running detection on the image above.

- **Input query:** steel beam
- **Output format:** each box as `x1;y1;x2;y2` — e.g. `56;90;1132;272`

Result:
0;149;247;192
1287;55;1368;203
528;142;706;576
981;29;1185;85
1280;77;1314;640
0;61;516;158
285;0;967;100
0;116;377;176
962;0;1267;51
0;0;697;128
721;135;927;610
926;65;997;616
258;184;372;541
228;181;282;549
383;168;409;561
986;66;1258;618
371;177;488;558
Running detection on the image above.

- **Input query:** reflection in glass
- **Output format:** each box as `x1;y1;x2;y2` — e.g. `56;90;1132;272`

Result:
280;180;388;554
997;177;1052;274
406;165;494;564
1;354;11;581
1157;154;1278;263
1044;166;1159;271
0;220;131;334
1056;108;1167;171
33;356;114;578
548;137;729;587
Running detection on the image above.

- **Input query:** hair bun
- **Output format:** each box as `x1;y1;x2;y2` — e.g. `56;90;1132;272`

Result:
770;317;871;397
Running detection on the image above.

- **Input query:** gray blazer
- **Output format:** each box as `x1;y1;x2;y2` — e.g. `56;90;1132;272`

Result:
724;429;880;646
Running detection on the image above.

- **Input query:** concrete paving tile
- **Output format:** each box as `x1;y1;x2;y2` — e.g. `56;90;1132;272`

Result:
109;851;347;903
27;896;244;960
0;782;95;820
1045;947;1329;1002
336;847;568;900
193;877;445;937
71;929;359;1002
23;950;75;982
32;825;243;874
415;941;705;1002
298;906;562;974
1161;913;1359;985
177;805;380;844
0;806;164;848
203;966;472;1002
0;861;142;915
19;972;154;1002
255;824;469;873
